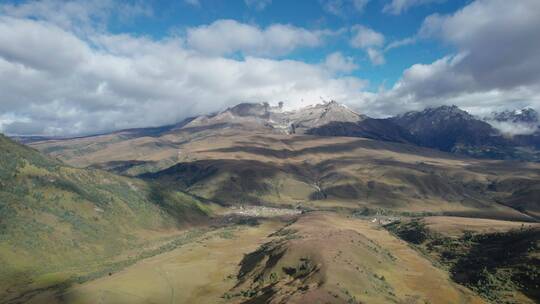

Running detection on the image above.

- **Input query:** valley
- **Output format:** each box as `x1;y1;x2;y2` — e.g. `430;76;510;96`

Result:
2;101;539;304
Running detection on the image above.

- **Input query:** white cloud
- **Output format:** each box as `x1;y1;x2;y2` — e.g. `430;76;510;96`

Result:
1;0;539;136
366;48;385;65
0;14;371;136
350;25;384;48
323;52;358;73
350;25;386;65
383;0;446;15
321;0;370;16
373;0;540;116
186;19;330;57
0;0;152;33
385;36;416;51
484;120;538;136
244;0;272;11
0;16;90;72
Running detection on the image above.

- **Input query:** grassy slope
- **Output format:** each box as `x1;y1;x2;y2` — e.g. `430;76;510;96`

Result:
385;218;540;303
30;129;540;219
25;220;286;304
0;134;212;301
228;212;485;304
23;213;486;304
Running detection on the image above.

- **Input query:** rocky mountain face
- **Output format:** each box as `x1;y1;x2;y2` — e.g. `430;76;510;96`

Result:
19;101;540;220
19;101;540;162
182;101;365;134
306;118;417;144
388;105;540;160
307;104;540;161
390;105;507;153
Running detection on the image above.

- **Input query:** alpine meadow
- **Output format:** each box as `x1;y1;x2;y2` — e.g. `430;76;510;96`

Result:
0;0;539;303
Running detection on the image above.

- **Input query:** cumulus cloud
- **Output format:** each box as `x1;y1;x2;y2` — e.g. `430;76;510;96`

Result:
0;13;371;136
1;0;539;136
350;25;386;65
186;19;331;57
322;52;358;73
372;0;540;116
350;25;384;48
383;0;446;15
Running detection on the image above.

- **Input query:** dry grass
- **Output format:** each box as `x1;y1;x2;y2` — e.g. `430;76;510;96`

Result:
31;129;540;219
23;220;286;304
423;216;540;237
230;212;485;304
19;213;490;304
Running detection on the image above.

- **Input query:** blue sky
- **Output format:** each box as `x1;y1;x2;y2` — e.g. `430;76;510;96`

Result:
106;0;469;90
0;0;539;136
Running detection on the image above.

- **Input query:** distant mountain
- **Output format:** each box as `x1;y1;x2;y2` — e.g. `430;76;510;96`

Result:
286;101;366;131
387;105;540;160
298;104;540;161
13;101;540;220
192;101;413;144
477;107;540;154
13;116;198;144
483;108;540;137
390;105;506;152
20;102;540;165
306;118;417;144
183;100;365;134
489;108;539;125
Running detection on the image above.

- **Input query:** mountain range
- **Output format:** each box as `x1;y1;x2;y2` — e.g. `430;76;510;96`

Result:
2;101;540;304
18;101;540;220
22;101;540;162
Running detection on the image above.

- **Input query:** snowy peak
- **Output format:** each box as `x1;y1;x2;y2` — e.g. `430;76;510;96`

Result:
288;100;365;129
225;102;285;118
181;101;364;134
488;108;539;124
390;105;504;152
484;108;539;135
399;105;475;123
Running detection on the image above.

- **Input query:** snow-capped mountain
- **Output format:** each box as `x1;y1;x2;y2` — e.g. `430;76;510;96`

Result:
182;100;365;134
16;101;540;162
390;105;507;153
484;108;540;135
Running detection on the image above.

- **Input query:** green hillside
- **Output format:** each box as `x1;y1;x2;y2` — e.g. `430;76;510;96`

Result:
386;219;540;303
0;134;212;302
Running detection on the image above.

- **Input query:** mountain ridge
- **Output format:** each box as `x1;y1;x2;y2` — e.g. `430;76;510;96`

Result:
19;101;540;162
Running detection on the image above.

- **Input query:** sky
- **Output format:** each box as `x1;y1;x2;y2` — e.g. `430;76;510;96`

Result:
0;0;539;136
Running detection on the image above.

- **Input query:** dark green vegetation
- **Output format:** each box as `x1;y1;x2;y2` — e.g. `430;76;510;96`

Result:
0;134;212;302
386;219;540;303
